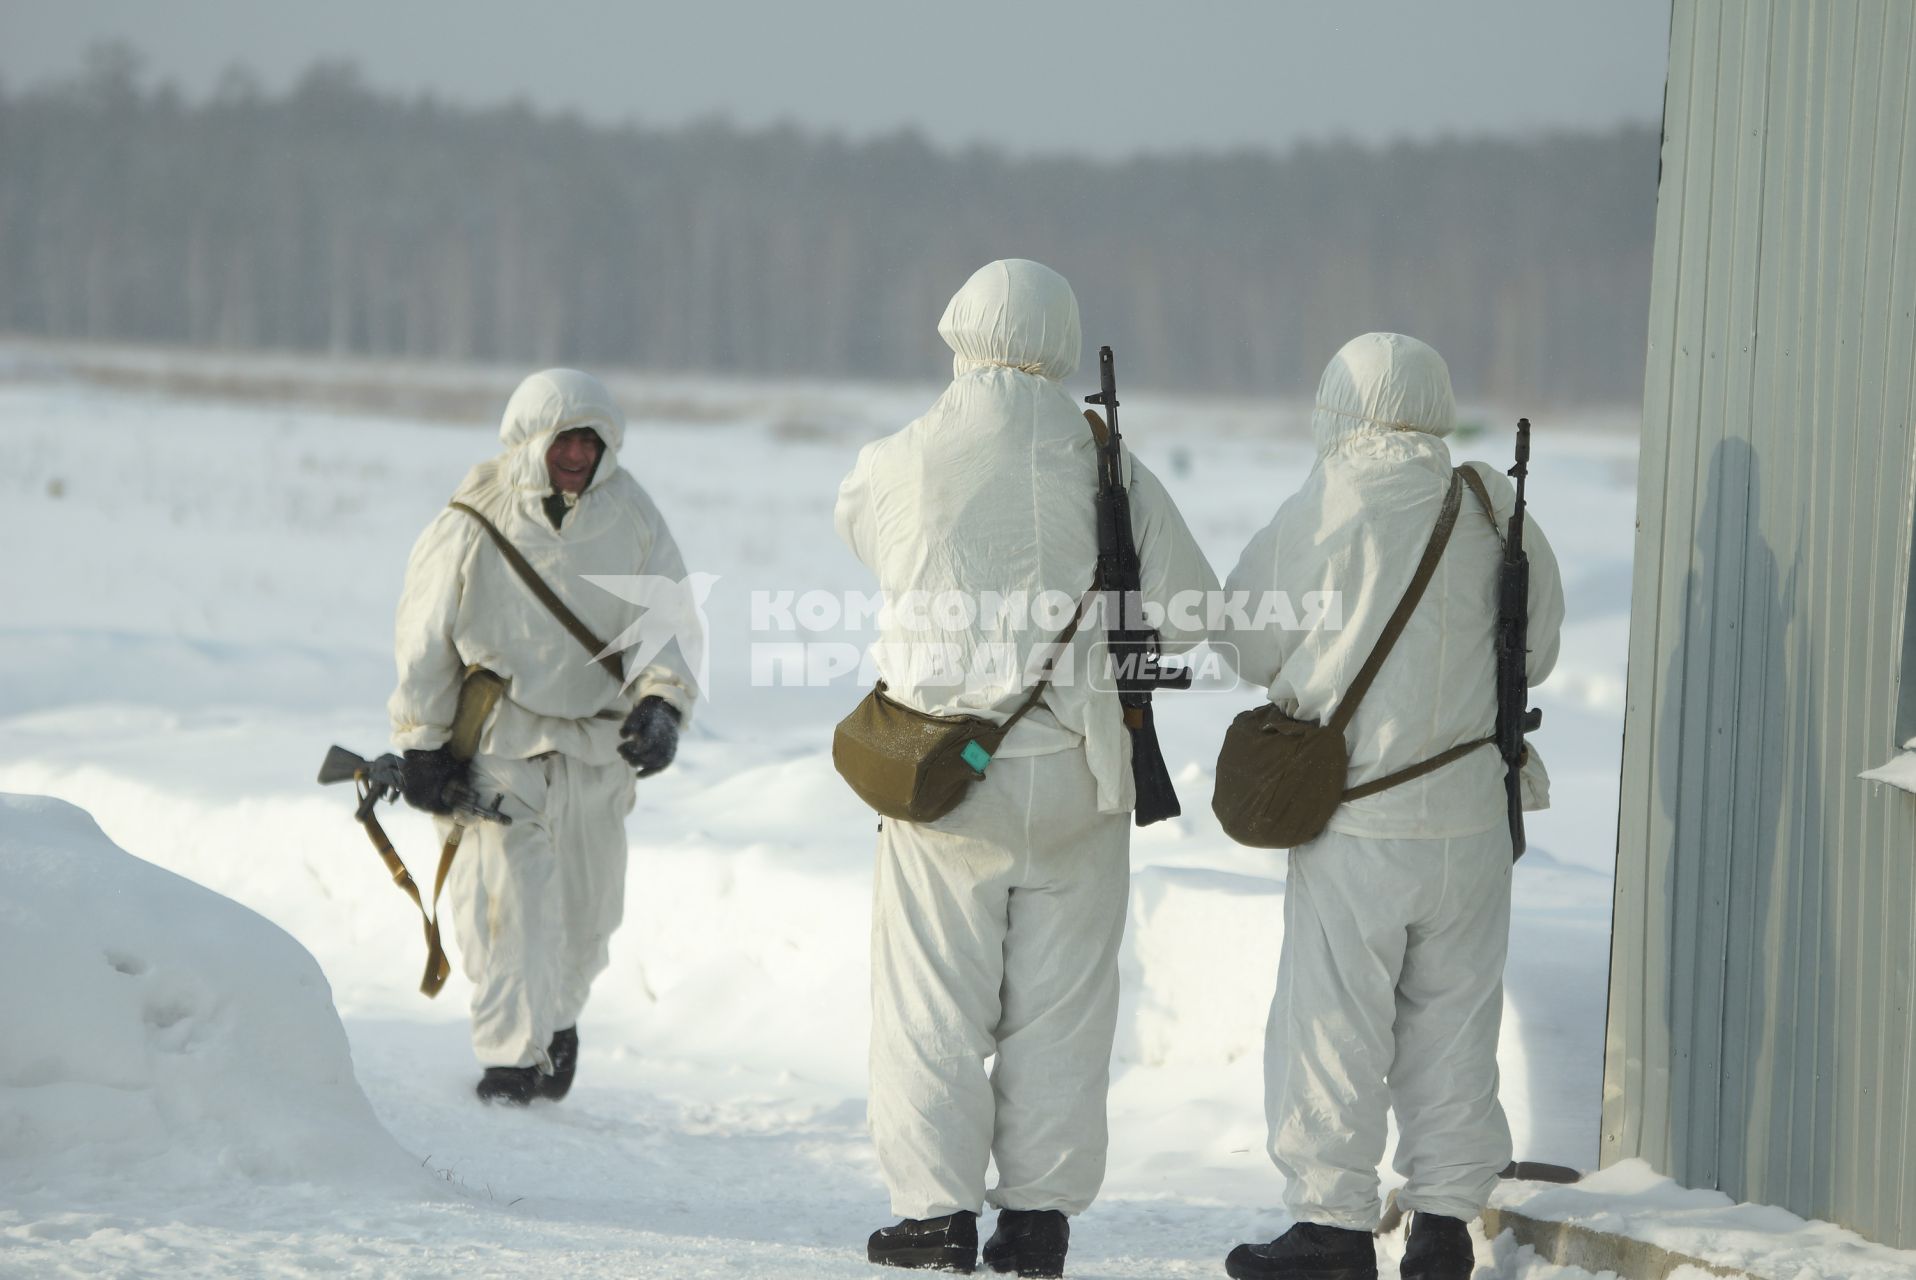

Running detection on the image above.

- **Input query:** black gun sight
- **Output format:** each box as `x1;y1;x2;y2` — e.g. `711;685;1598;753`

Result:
1085;346;1119;409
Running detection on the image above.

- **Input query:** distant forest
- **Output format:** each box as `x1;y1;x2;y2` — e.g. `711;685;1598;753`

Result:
0;49;1661;403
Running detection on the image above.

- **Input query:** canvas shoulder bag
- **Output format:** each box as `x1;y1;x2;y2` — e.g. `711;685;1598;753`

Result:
1212;469;1494;849
833;587;1094;823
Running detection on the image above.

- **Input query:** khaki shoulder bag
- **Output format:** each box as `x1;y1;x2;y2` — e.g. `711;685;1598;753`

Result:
833;588;1093;823
1212;469;1494;849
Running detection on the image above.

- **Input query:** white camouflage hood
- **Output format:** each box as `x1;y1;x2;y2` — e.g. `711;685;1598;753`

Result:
498;368;627;494
1311;331;1457;461
937;258;1082;381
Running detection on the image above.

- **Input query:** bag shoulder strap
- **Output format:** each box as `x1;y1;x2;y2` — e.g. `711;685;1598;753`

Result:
450;501;624;685
1334;467;1505;798
1327;470;1465;734
1342;734;1495;801
998;583;1097;735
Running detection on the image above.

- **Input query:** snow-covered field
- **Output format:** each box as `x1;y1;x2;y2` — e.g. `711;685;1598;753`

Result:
0;345;1637;1277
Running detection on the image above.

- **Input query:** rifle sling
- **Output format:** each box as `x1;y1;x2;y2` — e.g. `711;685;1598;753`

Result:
1457;466;1503;542
449;501;624;685
355;801;457;998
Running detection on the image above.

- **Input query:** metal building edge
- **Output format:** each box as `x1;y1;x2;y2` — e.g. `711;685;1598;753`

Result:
1602;0;1916;1249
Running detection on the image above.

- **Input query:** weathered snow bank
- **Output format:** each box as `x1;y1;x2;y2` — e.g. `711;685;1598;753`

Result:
0;793;417;1202
1487;1160;1916;1280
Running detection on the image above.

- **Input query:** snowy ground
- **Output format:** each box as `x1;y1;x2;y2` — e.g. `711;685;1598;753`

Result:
1490;1163;1916;1280
0;344;1636;1277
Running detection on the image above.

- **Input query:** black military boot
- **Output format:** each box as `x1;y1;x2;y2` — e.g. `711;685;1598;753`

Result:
536;1026;578;1101
982;1208;1068;1277
1399;1212;1473;1280
1224;1221;1377;1280
867;1210;978;1272
474;1065;540;1106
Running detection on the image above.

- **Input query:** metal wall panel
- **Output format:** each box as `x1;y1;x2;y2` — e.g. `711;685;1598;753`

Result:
1603;0;1916;1248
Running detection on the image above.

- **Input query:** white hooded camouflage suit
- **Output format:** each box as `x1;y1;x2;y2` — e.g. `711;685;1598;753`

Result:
390;369;696;1070
836;259;1218;1220
1219;332;1565;1229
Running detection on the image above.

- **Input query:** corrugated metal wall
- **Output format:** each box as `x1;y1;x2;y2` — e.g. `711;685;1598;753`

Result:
1604;0;1916;1248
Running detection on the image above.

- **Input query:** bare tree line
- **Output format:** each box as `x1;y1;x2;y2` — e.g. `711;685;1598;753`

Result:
0;49;1658;403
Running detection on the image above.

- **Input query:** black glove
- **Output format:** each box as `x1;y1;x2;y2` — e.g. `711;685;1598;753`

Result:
618;696;681;777
400;747;468;815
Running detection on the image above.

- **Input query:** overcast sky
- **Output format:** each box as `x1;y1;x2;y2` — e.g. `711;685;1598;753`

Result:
0;0;1671;158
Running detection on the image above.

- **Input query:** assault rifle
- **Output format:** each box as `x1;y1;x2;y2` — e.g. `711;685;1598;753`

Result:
1497;419;1543;860
1085;345;1190;827
317;746;511;828
316;666;509;995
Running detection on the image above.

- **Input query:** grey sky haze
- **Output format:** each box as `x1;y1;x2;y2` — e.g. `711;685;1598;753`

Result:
0;0;1671;157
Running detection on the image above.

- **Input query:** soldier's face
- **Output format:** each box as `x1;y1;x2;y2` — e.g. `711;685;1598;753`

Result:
545;428;604;494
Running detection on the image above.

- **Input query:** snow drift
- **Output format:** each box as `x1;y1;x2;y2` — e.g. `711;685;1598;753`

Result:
0;792;416;1201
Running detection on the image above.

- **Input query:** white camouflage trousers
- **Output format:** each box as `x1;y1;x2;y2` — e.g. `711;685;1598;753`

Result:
868;747;1130;1219
439;751;636;1069
1267;824;1514;1229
